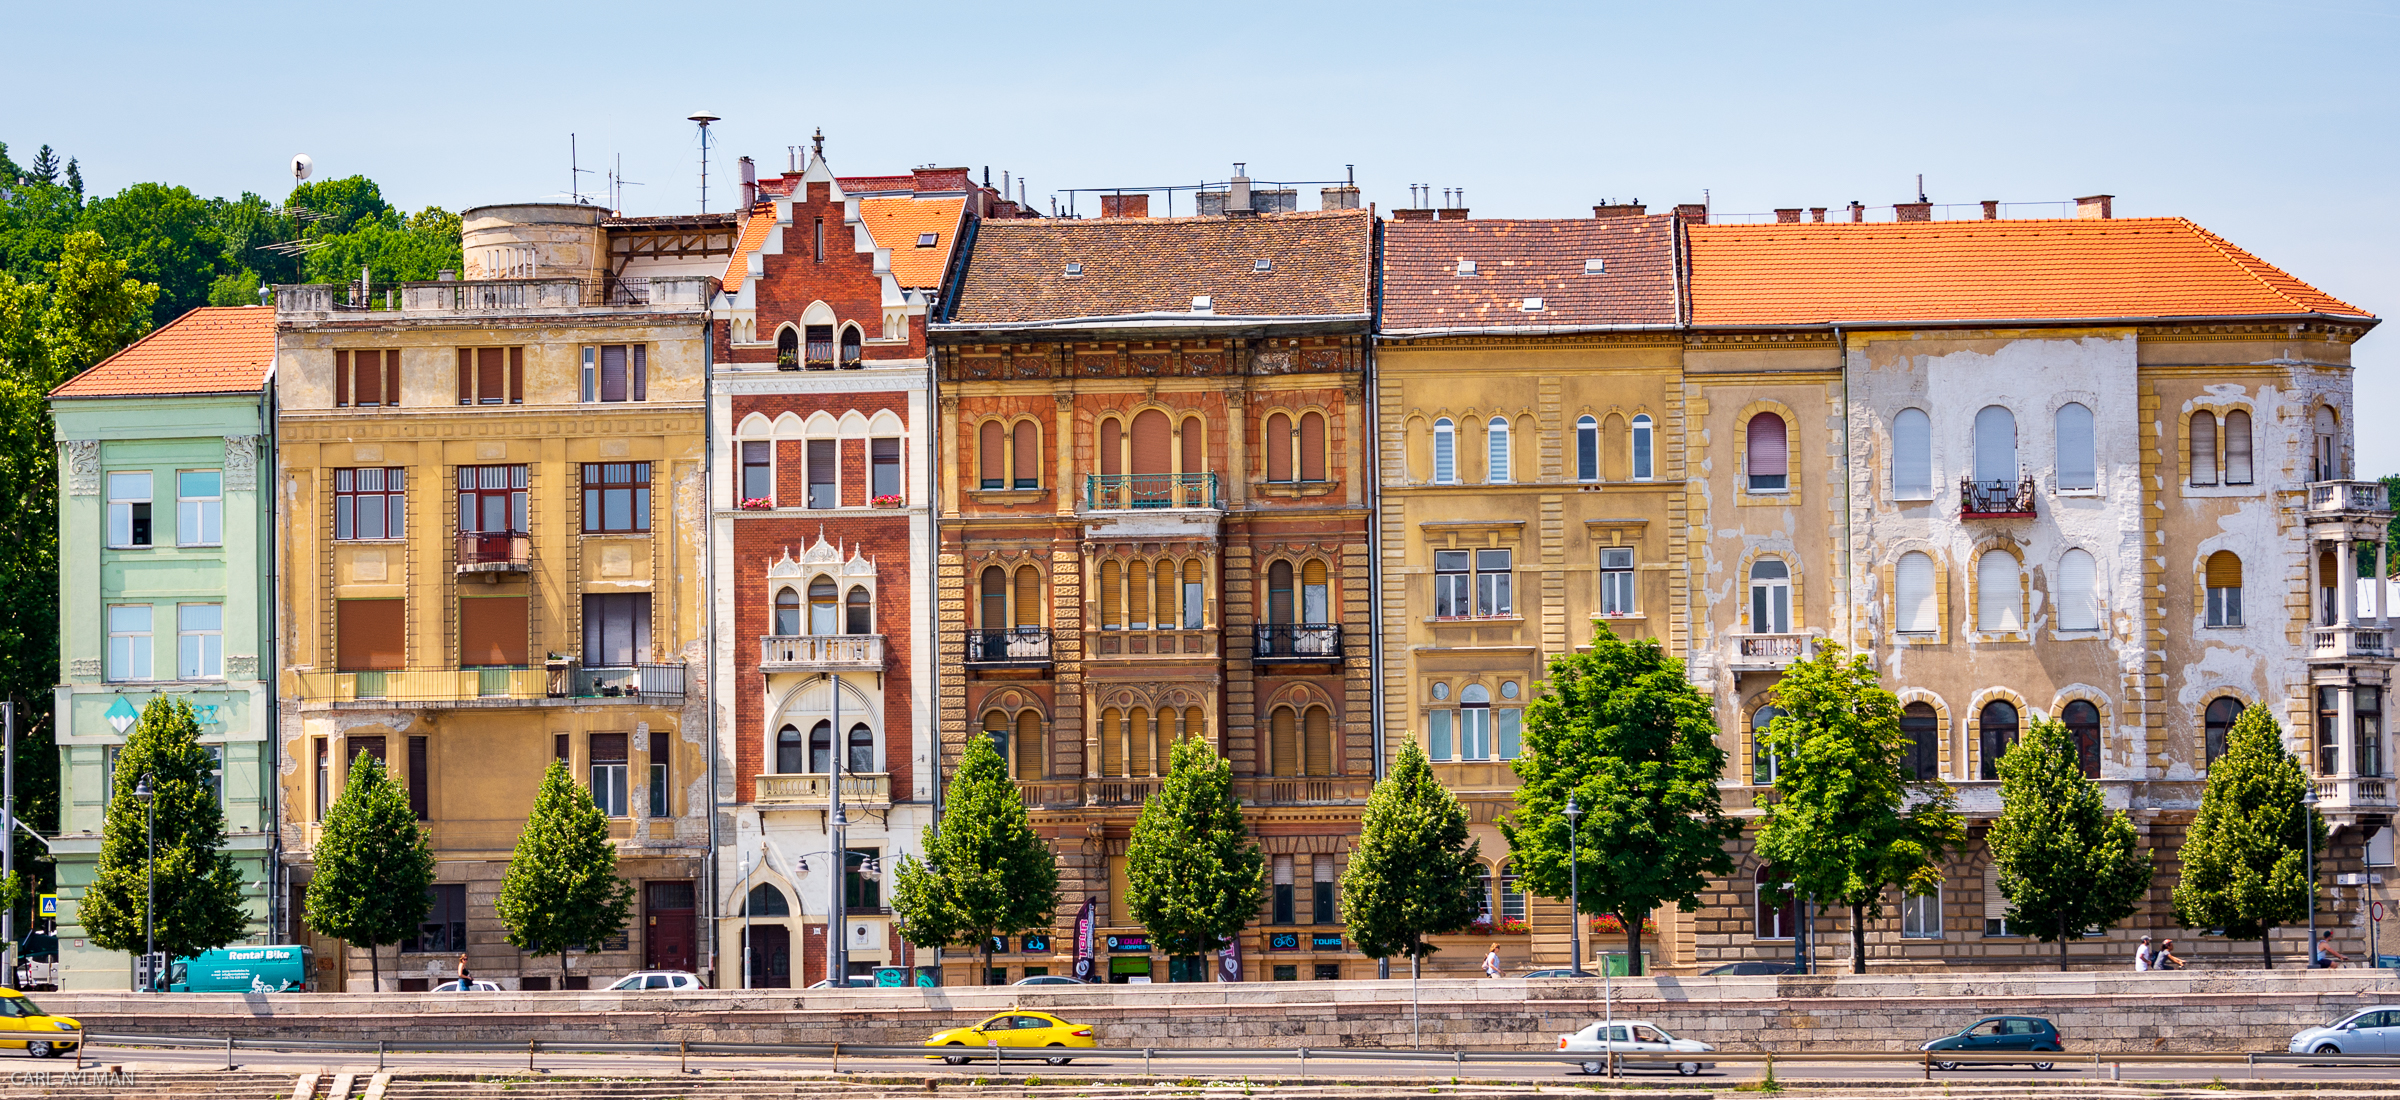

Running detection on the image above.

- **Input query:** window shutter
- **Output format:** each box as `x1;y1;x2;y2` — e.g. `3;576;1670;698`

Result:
1304;706;1333;776
1266;413;1293;482
1155;558;1178;628
2190;411;2218;485
336;598;406;671
1983;859;2008;923
1127;560;1150;628
1747;414;1788;477
2058;549;2098;630
2223;410;2253;484
477;348;505;404
1100;560;1122;628
600;346;628;402
408;735;429;820
980;422;1005;487
1977;550;2022;632
2055;402;2095;490
386;349;401;405
1015;711;1042;778
1101;710;1122;776
507;346;524;403
456;349;473;405
1300;412;1326;481
1012;421;1039;486
459;596;530;666
1896;552;1936;633
1302;559;1328;589
1271;708;1298;778
1014;566;1042;628
591;732;627;763
335;350;351;407
1130;410;1172;475
1127;708;1150;776
1180;417;1203;474
630;345;646;402
1100;418;1122;477
2206;550;2243;590
356;349;385;406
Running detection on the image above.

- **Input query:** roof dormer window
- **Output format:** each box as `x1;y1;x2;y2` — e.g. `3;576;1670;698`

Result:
1063;262;1084;277
1253;258;1273;272
1455;260;1477;276
917;233;938;248
1584;258;1605;274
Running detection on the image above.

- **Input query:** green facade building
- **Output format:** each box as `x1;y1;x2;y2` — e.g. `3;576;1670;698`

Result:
48;307;277;988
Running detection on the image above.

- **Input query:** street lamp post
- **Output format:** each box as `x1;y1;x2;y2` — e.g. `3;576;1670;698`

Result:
2305;783;2321;968
1564;796;1586;977
133;774;155;991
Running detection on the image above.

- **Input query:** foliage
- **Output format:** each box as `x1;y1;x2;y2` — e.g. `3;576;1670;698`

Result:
34;231;156;378
1125;734;1263;966
1989;718;2153;969
493;761;635;981
79;183;223;325
1753;646;1964;973
304;753;435;993
2370;474;2400;578
76;698;248;966
891;734;1060;983
2172;704;2323;964
1340;741;1483;970
298;207;464;287
1503;625;1739;974
287;176;391;237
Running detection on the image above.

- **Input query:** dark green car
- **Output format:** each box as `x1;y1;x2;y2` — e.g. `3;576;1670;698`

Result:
1921;1016;2063;1070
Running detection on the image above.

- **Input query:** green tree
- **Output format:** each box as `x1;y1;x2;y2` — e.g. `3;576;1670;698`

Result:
1125;734;1263;979
1754;646;1963;973
1341;739;1481;1022
78;183;224;325
1502;625;1739;974
494;760;636;985
287;176;391;237
304;753;436;992
38;231;158;379
1989;718;2154;970
891;735;1060;984
299;207;464;287
75;698;248;975
2172;704;2323;967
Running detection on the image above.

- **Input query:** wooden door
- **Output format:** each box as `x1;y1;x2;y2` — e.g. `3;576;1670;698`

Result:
645;881;696;972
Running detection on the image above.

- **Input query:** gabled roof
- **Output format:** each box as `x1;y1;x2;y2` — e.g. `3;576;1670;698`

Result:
1687;217;2373;327
51;306;275;398
945;209;1375;328
860;196;967;290
720;203;777;288
1382;216;1680;333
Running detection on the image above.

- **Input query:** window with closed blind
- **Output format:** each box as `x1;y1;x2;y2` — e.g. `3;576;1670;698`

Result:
334;350;400;408
2205;550;2243;627
1976;550;2023;633
1894;552;1937;635
1746;413;1788;492
583;593;651;667
336;598;406;671
455;347;523;406
1017;567;1042;627
582;345;647;402
2223;409;2253;485
458;596;529;667
1486;417;1511;484
1011;422;1039;488
806;439;836;509
1892;408;1932;499
2056;549;2099;632
1266;413;1295;482
979;422;1005;488
2190;410;2219;486
2055;402;2096;491
1973;406;2017;486
1432;418;1455;484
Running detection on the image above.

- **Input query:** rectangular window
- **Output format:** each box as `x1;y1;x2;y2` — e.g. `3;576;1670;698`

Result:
103;746;119;810
1902;889;1942;938
202;745;223;806
177;603;223;679
1427;709;1452;761
740;441;773;503
589;345;647;403
457;595;530;667
870;438;901;500
806;439;837;509
107;471;152;548
336;349;400;408
333;467;406;540
583;593;652;667
177;470;222;546
581;347;595;402
1497;707;1521;760
1311;857;1336;924
1459;706;1491;760
1434;551;1471;618
2360;687;2384;779
403;884;467;953
456;347;523;406
1600;548;1636;615
313;737;329;822
648;730;670;818
107;604;153;681
590;732;629;817
408;735;429;821
2207;584;2242;628
582;463;651;533
457;465;528;534
1272;855;1295;924
1475;549;1513;617
845;848;881;910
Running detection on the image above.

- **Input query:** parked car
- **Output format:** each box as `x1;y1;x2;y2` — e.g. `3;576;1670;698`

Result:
1703;961;1802;976
1013;974;1090;986
1524;968;1589;979
925;1011;1096;1065
1922;1016;2064;1070
2289;1006;2400;1055
604;970;703;991
430;980;503;993
808;977;879;989
1556;1020;1714;1076
0;989;79;1058
13;933;56;992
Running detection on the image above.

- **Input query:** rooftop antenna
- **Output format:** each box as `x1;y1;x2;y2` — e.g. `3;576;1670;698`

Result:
570;134;597;205
1916;173;1928;203
688;112;721;212
609;154;644;215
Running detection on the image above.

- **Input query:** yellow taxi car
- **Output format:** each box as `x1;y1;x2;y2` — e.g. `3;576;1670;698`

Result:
0;988;79;1057
924;1010;1096;1065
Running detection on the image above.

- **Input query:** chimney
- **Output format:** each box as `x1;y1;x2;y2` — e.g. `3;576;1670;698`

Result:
1592;202;1647;219
739;156;757;209
1227;163;1254;217
2076;194;2114;219
1809;207;1827;223
1320;186;1360;211
1437;207;1469;221
1099;194;1149;219
1895;202;1933;223
1774;208;1802;224
1848;202;1865;223
1393;208;1436;222
1673;203;1708;224
1981;200;1999;220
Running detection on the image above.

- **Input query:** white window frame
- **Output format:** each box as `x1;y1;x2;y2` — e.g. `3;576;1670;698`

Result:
591;758;629;817
1630;414;1654;482
1432;418;1455;484
1575;416;1599;482
1486;417;1511;484
1749;559;1791;634
108;603;154;681
178;602;224;680
107;470;153;548
1600;548;1636;616
177;469;223;546
1901;888;1943;938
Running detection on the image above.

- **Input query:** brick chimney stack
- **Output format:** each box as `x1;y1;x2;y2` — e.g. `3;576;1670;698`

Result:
1775;208;1802;224
1592;201;1647;219
1673;203;1708;224
1981;200;2000;220
1809;207;1827;223
1848;202;1866;223
1895;202;1933;223
2076;194;2115;219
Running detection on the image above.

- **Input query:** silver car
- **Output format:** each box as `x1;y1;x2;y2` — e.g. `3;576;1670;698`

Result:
1556;1020;1716;1076
2289;1006;2400;1054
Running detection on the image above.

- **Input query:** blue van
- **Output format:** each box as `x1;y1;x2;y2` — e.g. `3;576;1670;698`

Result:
165;945;314;992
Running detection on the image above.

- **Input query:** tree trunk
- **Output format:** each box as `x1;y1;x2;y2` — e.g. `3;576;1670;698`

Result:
2058;916;2070;972
1626;919;1643;977
1850;901;1868;974
561;951;569;989
2264;924;2275;969
368;942;380;993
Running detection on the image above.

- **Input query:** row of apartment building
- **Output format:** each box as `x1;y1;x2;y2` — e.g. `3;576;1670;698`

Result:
44;154;2390;990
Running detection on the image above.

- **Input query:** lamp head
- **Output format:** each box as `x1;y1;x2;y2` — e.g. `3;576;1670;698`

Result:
1563;795;1581;820
133;775;154;805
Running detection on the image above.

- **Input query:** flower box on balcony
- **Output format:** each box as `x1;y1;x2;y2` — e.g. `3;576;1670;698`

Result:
1468;918;1531;936
738;497;773;511
1591;914;1659;936
870;495;903;508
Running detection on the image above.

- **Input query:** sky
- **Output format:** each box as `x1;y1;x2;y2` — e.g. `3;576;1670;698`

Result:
9;0;2396;470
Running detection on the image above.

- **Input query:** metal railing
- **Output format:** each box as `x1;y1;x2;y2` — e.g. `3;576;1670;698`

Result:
456;531;530;570
573;663;685;698
756;772;891;806
2311;625;2392;658
279;276;714;318
2310;479;2391;514
759;634;887;672
1235;776;1373;805
1084;472;1219;511
1093;777;1162;806
292;662;685;705
1734;634;1805;669
1254;624;1342;661
966;627;1053;666
1960;475;2038;517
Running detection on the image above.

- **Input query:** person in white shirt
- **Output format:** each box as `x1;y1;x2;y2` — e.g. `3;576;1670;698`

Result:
1483;944;1502;979
2134;935;2154;972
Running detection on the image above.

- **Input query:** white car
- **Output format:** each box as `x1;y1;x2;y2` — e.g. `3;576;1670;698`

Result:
2289;1005;2400;1055
430;980;502;992
1557;1020;1715;1076
604;970;704;991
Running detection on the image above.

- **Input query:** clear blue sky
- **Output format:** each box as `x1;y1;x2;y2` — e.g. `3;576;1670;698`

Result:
10;0;2395;472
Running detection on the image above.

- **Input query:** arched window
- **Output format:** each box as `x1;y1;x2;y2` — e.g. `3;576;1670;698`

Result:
1012;421;1040;489
1267;561;1294;625
1486;417;1511;484
808;720;833;773
1978;700;2018;780
1179;416;1204;475
982;710;1009;765
1298;411;1326;482
1749;558;1791;635
746;883;790;917
845;585;872;634
1099;560;1123;630
1755;865;1796;940
1630;413;1654;482
1575;415;1599;482
1100;709;1123;776
979;568;1006;629
1895;551;1937;634
808;578;838;635
2223;409;2253;486
774;586;802;637
1303;705;1333;776
1266;412;1294;482
1099;417;1123;477
1126;707;1152;777
2057;549;2099;632
1459;684;1493;760
1181;559;1204;630
1130;409;1172;475
775;327;799;368
1976;550;2023;633
2056;402;2095;491
2190;410;2219;486
1432;419;1456;484
2062;699;2102;779
775;724;804;774
1892;408;1932;499
1751;705;1784;785
1270;707;1297;778
1128;559;1151;630
2315;406;2342;482
1901;702;1940;780
1746;413;1787;492
1973;406;2017;486
848;723;874;773
979;421;1005;489
838;324;861;365
1014;566;1042;628
2204;696;2242;766
1154;557;1180;631
1016;710;1044;778
1301;560;1329;624
1497;860;1526;923
2206;550;2243;627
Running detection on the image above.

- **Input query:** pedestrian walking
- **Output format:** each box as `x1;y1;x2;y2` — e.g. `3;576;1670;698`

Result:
456;953;474;992
2154;938;2186;970
2133;934;2153;971
1482;943;1502;980
2314;931;2350;969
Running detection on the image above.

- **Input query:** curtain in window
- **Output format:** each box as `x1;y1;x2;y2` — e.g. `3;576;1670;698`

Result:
1893;408;1932;498
1895;551;1937;633
2057;548;2098;630
1973;406;2016;484
2055;402;2096;490
1976;550;2022;632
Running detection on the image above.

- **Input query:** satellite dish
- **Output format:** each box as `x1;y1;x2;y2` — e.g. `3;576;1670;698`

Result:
292;154;313;182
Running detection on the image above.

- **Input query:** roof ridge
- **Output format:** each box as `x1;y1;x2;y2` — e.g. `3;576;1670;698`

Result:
2171;216;2366;317
51;305;274;398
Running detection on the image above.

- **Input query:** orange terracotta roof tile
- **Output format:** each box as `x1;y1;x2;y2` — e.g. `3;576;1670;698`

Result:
1688;217;2372;327
720;203;777;289
860;196;967;289
51;306;275;398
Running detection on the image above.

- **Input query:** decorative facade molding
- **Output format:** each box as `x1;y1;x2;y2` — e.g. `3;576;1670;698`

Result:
63;440;99;495
223;434;260;491
67;658;100;682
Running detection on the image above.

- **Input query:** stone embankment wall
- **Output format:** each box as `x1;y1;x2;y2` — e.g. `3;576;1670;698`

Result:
48;971;2400;1053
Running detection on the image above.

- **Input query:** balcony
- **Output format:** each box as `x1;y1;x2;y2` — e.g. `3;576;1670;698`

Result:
1092;777;1162;807
457;531;530;573
1959;476;2037;518
2314;775;2398;815
1015;779;1085;809
2311;626;2393;661
1253;624;1343;663
1083;473;1219;512
754;772;891;808
759;634;887;674
275;276;715;318
1731;633;1806;672
1234;776;1372;806
290;662;685;707
2310;479;2391;517
965;628;1053;668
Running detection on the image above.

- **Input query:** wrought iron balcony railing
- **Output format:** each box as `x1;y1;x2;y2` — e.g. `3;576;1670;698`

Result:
1253;624;1342;661
1083;472;1219;511
457;531;530;572
1959;476;2038;518
965;628;1053;667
